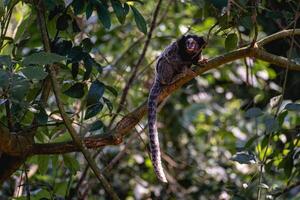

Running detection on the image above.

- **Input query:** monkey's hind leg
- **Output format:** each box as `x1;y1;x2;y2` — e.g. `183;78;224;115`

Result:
170;68;197;84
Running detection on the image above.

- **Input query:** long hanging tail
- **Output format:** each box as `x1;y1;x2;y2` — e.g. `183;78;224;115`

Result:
148;80;168;183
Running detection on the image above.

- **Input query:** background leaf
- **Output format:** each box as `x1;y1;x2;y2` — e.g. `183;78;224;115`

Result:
23;52;65;66
130;6;147;34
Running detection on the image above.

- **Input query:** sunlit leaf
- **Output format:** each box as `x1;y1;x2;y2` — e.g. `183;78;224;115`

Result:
225;33;238;51
37;155;49;174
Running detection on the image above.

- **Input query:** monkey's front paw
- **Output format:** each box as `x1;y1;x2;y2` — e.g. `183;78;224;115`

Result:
198;58;208;65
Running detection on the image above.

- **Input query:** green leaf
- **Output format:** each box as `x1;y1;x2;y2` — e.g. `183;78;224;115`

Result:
22;67;48;80
10;75;30;101
83;54;93;80
261;135;269;150
14;13;34;42
231;151;256;164
111;0;126;24
283;152;294;179
56;14;71;31
96;2;111;29
105;85;118;97
240;16;253;30
86;2;94;20
210;0;227;9
0;69;9;89
51;155;59;170
82;38;93;52
0;1;4;18
103;97;113;112
63;154;80;174
71;62;79;79
278;110;288;126
245;107;263;119
68;46;84;62
285;103;300;112
0;55;12;67
86;80;105;106
63;83;85;99
244;135;259;149
84;103;104;119
90;120;104;132
23;52;65;66
225;33;238;51
36;107;48;125
264;116;279;133
72;0;84;15
37;155;49;174
130;6;147;34
192;0;205;8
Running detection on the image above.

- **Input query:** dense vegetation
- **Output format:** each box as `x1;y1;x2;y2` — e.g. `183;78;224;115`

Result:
0;0;299;199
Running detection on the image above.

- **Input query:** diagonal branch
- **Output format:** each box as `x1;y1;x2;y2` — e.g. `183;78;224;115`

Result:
257;29;300;46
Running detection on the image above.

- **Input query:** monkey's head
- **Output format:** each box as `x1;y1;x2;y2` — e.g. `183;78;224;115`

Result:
177;34;206;61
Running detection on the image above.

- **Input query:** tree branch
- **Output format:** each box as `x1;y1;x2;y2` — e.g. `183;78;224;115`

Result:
257;29;300;46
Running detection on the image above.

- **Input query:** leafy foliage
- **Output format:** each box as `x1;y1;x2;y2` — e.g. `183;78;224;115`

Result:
0;0;299;199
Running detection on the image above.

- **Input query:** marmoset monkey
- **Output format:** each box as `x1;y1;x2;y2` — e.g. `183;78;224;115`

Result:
148;35;207;183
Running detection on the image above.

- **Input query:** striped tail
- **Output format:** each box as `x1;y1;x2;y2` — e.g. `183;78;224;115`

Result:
148;80;168;183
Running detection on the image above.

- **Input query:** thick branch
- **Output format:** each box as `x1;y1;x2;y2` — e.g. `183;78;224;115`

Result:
257;29;300;46
0;126;34;156
254;48;300;71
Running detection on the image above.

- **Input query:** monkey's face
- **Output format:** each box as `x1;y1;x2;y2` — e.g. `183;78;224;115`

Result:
185;38;200;54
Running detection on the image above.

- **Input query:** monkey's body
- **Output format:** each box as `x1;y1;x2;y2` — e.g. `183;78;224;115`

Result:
148;35;206;183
